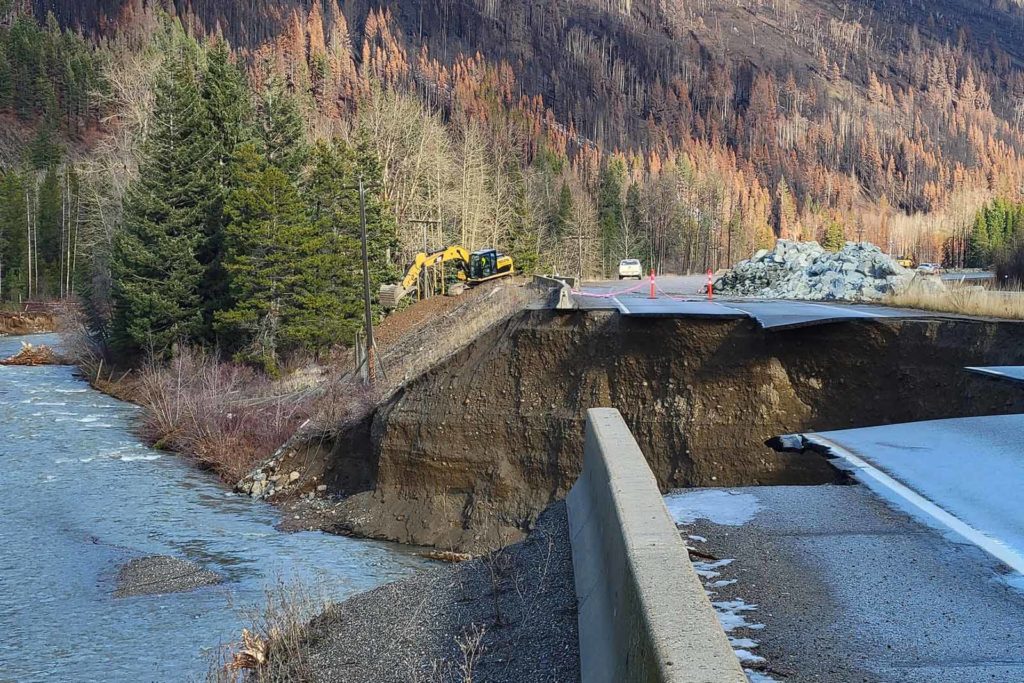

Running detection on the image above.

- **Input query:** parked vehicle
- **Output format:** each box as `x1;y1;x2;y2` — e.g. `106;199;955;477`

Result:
618;258;643;280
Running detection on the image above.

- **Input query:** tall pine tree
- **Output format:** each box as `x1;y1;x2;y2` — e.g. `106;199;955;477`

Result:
199;40;254;340
256;75;307;178
597;158;626;275
300;141;364;347
109;46;213;357
967;210;991;268
217;144;316;370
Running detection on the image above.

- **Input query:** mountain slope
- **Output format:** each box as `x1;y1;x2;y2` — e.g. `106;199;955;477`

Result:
27;0;1024;262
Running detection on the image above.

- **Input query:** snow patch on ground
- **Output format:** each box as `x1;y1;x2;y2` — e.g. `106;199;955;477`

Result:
665;489;762;526
712;599;765;632
692;558;733;579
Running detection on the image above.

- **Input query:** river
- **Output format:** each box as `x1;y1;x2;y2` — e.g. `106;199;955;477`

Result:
0;334;426;682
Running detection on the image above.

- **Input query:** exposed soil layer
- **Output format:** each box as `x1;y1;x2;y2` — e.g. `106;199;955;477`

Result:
0;312;56;336
280;311;1024;552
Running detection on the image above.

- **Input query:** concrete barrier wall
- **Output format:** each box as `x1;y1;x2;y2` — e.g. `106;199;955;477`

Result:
531;275;577;309
567;408;747;683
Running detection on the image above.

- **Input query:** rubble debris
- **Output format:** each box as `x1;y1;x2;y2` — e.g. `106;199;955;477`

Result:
714;240;917;301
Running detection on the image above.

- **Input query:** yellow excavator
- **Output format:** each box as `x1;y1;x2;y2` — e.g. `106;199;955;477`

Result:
379;246;514;308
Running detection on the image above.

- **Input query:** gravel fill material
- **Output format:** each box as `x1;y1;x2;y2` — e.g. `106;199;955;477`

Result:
114;555;221;597
300;501;579;682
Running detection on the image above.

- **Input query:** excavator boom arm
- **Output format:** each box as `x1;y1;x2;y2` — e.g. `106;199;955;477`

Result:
399;246;470;289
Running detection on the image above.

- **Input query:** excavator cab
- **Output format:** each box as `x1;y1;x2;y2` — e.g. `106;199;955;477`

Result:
469;249;497;279
468;249;513;282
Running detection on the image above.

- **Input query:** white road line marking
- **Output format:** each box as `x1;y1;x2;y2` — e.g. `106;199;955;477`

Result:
806;435;1024;577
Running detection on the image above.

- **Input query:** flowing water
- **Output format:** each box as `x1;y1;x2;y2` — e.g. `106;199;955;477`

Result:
0;334;426;682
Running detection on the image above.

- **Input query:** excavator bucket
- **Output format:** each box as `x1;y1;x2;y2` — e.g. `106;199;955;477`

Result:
379;284;407;309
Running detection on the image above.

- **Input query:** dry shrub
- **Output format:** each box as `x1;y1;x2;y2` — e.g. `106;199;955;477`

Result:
207;579;330;683
887;277;1024;319
134;347;311;482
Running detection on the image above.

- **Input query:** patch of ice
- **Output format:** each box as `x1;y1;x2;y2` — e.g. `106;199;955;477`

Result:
688;534;708;543
664;489;762;526
734;649;765;664
745;670;780;682
692;558;732;579
730;637;759;649
710;579;737;588
712;599;765;632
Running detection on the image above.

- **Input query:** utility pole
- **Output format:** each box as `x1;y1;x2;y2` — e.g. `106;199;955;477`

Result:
357;176;376;386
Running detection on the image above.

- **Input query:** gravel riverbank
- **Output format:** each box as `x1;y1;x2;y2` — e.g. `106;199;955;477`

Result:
115;556;222;598
296;501;579;682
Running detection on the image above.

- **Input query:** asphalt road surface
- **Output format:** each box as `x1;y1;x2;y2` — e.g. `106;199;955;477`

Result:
573;276;938;329
806;414;1024;576
668;484;1024;683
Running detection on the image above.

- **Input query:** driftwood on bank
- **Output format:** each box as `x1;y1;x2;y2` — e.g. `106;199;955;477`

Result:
0;342;68;366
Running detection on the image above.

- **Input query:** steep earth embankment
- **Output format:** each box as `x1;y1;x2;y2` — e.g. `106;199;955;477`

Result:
0;312;57;336
277;310;1024;553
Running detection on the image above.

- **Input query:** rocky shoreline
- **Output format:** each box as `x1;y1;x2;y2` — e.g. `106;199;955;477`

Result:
277;502;579;683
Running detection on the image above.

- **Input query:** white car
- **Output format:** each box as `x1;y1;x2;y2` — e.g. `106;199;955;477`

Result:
618;258;643;280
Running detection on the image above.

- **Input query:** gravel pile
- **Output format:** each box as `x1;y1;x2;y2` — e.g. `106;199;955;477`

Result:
114;556;221;598
298;502;579;683
714;240;913;301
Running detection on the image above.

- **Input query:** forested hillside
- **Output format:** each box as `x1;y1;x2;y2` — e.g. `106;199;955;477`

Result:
3;0;1024;359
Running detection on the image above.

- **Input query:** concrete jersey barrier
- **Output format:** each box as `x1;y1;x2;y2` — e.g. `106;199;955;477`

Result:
567;408;747;683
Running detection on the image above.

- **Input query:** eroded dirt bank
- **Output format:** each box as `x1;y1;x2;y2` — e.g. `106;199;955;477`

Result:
279;311;1024;552
0;311;57;336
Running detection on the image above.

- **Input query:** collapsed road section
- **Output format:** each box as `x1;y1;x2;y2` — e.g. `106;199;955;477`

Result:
266;309;1024;554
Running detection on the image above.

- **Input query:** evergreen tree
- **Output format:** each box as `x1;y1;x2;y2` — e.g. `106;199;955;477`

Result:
0;172;27;300
35;165;61;292
597;158;626;275
822;218;845;252
506;162;538;275
199;40;254;339
217;144;316;370
256;75;307;177
624;182;646;264
300;141;364;348
967;210;990;268
0;45;12;111
109;49;212;357
550;182;573;239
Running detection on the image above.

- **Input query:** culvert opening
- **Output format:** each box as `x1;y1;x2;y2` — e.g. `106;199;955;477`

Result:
317;309;1024;551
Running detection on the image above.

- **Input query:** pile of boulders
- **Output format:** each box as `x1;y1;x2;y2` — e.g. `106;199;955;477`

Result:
714;240;914;301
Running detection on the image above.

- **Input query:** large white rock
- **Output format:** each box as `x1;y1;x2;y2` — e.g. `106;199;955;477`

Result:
714;240;915;302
